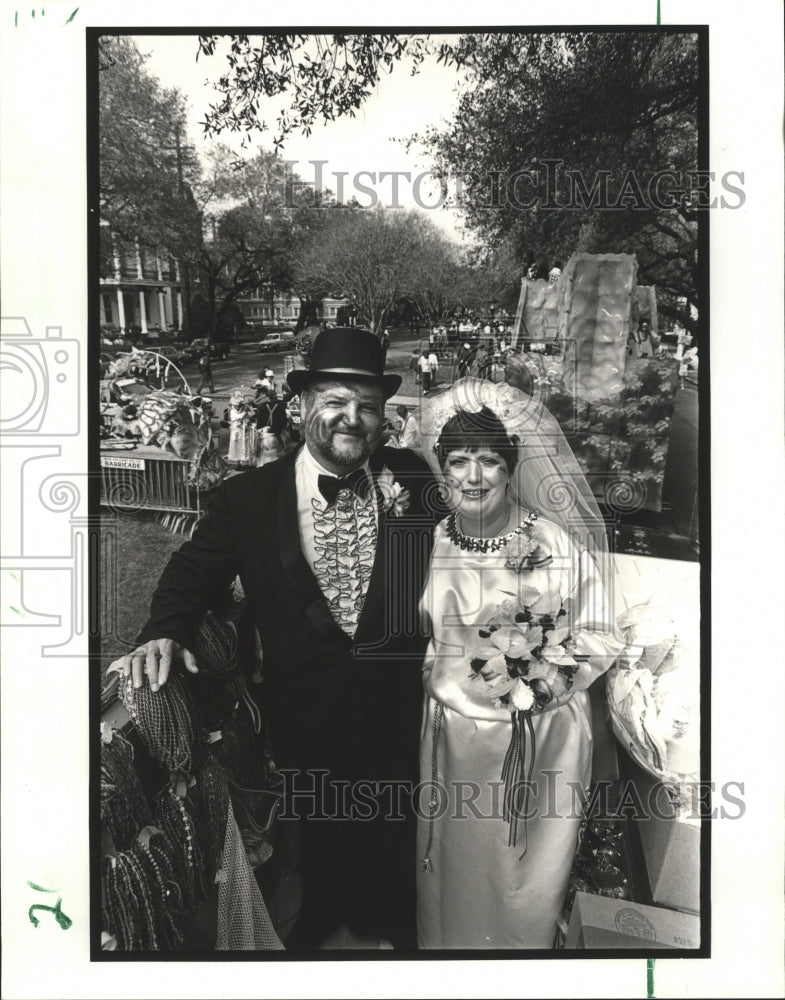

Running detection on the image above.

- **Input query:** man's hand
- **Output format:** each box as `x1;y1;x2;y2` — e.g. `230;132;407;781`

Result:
108;639;198;692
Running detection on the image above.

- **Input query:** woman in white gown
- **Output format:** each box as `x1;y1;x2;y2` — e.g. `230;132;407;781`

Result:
416;379;623;949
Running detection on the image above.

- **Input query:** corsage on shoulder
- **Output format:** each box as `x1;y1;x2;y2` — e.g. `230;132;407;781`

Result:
504;512;553;572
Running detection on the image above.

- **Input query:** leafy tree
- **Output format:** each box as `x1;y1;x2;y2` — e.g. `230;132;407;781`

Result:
193;31;700;330
394;222;463;325
98;36;201;267
293;206;447;333
455;239;526;318
98;38;322;341
196;34;432;147
187;146;300;341
283;189;342;332
418;32;700;329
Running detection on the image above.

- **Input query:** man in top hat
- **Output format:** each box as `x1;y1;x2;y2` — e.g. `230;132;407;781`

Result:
113;328;443;951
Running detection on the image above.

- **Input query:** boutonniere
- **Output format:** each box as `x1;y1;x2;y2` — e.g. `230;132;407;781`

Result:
377;466;411;517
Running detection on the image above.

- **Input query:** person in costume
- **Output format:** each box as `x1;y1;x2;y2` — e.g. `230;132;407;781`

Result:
456;342;474;379
396;404;420;451
254;385;288;466
197;349;214;393
226;388;257;467
627;318;657;360
111;328;444;951
418;349;432;393
416;378;623;949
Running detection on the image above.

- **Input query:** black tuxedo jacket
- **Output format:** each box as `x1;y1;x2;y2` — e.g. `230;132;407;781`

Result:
138;445;443;778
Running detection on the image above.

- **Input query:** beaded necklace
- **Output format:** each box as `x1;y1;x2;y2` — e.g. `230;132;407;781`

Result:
102;835;184;951
101;730;153;852
121;671;200;780
445;508;538;553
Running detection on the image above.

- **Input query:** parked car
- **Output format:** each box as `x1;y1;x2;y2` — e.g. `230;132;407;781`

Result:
187;338;230;361
101;337;135;352
258;330;296;352
149;345;188;366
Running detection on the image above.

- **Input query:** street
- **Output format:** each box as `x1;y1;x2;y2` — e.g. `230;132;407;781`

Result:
183;329;435;411
183;331;698;556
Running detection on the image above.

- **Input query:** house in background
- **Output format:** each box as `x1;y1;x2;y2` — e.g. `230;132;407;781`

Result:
237;286;348;328
99;227;184;337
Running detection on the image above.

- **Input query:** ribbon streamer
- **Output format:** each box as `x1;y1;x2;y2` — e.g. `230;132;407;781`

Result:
500;710;537;855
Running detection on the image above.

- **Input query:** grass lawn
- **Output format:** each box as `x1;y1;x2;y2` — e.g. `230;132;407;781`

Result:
100;511;188;673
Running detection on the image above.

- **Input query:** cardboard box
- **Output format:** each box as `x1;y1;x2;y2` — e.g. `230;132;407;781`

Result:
565;892;700;950
631;766;700;914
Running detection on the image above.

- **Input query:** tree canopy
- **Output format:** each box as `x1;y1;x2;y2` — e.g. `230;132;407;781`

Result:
293;206;459;333
194;31;701;326
100;31;702;338
98;40;316;339
183;145;316;339
418;32;700;325
99;36;201;260
197;33;431;148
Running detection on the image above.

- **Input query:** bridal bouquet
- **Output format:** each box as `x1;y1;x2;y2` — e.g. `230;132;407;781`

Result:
467;587;594;848
468;588;591;714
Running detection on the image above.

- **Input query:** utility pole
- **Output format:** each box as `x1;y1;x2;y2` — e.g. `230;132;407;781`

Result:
174;127;193;337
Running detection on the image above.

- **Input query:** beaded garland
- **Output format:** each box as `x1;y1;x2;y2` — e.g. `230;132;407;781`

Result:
104;609;280;949
190;610;240;681
209;696;269;792
102;832;183;951
101;729;153;852
188;750;230;875
120;672;201;780
154;784;206;909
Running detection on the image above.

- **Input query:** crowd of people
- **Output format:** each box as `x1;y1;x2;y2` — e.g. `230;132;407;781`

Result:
146;311;696;481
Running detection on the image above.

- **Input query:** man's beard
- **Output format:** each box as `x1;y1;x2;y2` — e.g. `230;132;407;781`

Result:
307;415;378;468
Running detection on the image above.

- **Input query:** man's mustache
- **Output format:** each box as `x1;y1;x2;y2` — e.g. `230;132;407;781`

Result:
326;419;366;437
306;413;370;439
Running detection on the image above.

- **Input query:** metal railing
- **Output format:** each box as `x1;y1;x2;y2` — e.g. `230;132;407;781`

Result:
100;449;202;518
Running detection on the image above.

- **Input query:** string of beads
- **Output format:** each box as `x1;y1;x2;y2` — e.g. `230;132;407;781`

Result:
444;508;539;553
101;729;153;851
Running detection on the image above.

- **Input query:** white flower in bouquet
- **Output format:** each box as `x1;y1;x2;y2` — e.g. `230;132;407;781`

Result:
540;626;578;668
525;657;559;685
510;679;536;712
469;596;578;714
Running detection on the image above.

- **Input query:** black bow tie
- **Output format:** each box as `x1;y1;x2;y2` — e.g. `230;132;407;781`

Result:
317;467;370;506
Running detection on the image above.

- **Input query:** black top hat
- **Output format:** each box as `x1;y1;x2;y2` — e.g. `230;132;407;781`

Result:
286;327;401;399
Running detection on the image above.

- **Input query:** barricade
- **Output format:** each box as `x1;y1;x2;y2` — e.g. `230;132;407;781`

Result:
100;446;201;519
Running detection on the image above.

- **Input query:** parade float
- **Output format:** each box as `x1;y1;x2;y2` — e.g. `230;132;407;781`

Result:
501;254;702;942
507;253;680;516
99;349;227;531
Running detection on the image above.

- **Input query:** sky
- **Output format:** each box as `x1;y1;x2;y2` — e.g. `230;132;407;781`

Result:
137;33;474;244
